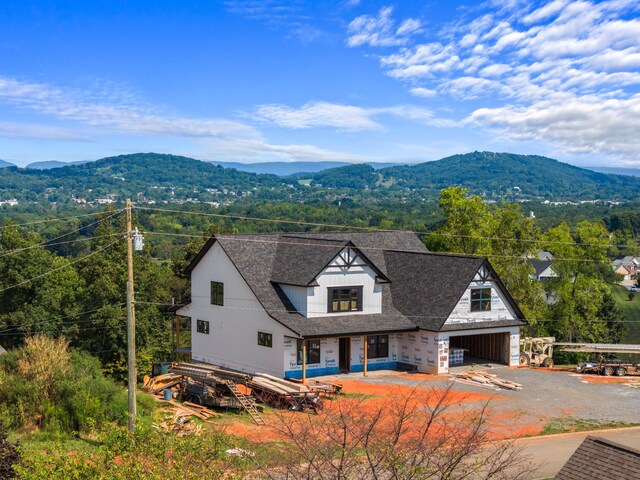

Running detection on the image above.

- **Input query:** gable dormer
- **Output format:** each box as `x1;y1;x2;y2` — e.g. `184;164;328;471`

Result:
277;243;387;318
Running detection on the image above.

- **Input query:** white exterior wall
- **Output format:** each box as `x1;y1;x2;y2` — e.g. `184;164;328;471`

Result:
445;281;517;325
394;327;520;374
307;267;382;317
280;284;309;316
283;337;339;375
179;242;295;377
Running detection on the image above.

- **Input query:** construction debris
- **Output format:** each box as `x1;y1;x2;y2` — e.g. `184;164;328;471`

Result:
451;370;522;391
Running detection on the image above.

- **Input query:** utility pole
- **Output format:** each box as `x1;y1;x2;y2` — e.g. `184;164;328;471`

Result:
125;199;137;432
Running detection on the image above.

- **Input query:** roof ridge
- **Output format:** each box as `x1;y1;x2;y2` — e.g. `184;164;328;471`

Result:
384;249;483;260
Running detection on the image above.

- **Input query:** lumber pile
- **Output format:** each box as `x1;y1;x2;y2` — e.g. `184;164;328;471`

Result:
142;373;183;394
154;401;221;436
451;370;522;391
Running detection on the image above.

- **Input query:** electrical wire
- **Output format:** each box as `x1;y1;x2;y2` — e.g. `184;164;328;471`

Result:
0;209;124;228
141;230;614;263
0;210;124;258
0;240;118;294
135;205;619;248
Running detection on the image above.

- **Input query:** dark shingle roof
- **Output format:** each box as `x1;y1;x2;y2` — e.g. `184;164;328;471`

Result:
528;259;552;276
384;251;525;331
186;231;525;337
556;436;640;480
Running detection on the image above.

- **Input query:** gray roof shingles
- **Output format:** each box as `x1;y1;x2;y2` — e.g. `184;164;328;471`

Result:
189;231;526;337
555;436;640;480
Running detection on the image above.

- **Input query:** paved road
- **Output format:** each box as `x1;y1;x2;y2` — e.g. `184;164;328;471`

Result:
515;426;640;479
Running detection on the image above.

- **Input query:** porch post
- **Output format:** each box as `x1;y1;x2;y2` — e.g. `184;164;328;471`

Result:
363;335;368;377
302;341;307;383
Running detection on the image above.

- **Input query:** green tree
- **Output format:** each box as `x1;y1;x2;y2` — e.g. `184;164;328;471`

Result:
543;221;617;343
0;223;83;348
75;210;174;379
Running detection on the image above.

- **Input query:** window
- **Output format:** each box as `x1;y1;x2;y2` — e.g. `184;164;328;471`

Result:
196;319;210;334
297;339;321;365
258;331;273;348
210;281;224;306
328;286;363;313
367;335;388;359
470;288;491;312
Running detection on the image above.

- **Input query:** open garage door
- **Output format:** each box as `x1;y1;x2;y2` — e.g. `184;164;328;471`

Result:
449;332;509;364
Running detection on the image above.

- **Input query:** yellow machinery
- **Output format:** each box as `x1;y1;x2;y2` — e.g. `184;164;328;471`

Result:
519;337;555;368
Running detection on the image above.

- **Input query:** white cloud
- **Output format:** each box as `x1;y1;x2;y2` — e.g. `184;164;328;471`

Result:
468;94;640;157
347;6;421;47
0;121;87;141
409;87;437;98
254;101;455;129
254;102;383;130
0;76;259;139
348;0;640;161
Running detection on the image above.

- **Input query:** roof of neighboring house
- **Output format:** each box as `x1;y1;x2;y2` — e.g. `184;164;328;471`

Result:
538;251;553;260
555;436;640;480
528;259;555;277
185;231;526;337
615;264;630;275
619;256;639;267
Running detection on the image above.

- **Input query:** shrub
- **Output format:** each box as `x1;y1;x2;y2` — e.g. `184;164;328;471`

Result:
0;423;20;479
0;335;155;434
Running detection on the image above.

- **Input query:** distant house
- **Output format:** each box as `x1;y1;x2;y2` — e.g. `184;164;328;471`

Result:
537;251;553;261
528;260;558;281
176;232;526;379
613;256;640;278
612;260;631;281
555;435;640;480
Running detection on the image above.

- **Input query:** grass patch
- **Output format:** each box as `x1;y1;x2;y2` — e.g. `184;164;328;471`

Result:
540;418;639;436
342;392;377;400
610;283;640;343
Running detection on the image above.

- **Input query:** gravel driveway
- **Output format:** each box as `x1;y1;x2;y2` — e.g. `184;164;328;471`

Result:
332;367;640;436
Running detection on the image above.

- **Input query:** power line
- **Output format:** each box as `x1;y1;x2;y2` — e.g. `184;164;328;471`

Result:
0;240;118;294
135;205;618;248
0;209;124;228
0;305;126;334
0;210;123;259
141;296;636;323
142;230;614;263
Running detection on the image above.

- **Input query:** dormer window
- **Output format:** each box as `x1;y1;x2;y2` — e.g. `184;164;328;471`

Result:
328;286;363;313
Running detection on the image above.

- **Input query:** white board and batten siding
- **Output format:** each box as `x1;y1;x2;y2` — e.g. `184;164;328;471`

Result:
177;241;295;377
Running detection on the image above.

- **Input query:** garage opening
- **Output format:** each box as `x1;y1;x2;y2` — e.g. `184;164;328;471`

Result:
449;332;509;365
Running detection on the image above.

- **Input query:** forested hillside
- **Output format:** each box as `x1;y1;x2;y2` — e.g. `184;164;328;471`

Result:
299;151;640;200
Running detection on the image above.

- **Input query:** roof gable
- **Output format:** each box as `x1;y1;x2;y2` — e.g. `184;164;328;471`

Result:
385;251;526;331
270;238;389;286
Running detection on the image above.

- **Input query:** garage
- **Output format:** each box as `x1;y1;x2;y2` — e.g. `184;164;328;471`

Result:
449;332;510;365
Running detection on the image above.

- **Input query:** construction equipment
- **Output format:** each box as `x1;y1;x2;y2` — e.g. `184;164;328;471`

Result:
519;337;555;367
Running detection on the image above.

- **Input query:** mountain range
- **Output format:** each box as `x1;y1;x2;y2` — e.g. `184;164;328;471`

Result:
0;151;639;205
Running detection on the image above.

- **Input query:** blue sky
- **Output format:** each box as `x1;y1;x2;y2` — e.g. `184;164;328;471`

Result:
0;0;638;167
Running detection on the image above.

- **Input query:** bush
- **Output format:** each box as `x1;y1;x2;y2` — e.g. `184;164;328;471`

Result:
0;335;155;434
14;426;250;480
0;423;20;478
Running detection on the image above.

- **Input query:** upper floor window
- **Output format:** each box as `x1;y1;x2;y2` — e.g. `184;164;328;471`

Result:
470;288;491;312
328;286;363;313
211;281;224;306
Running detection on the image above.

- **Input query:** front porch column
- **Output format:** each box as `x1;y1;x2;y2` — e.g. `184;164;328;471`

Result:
363;335;368;377
302;342;307;382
